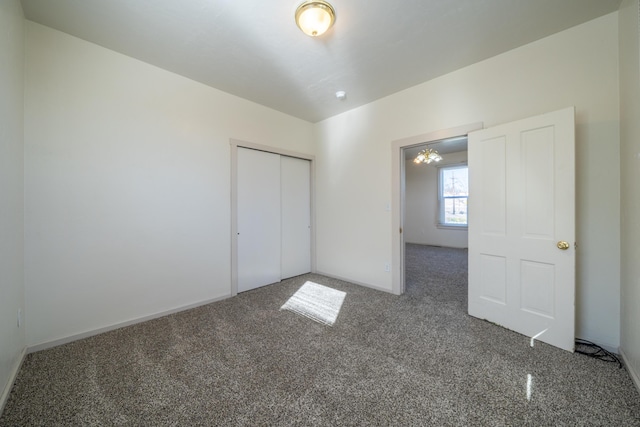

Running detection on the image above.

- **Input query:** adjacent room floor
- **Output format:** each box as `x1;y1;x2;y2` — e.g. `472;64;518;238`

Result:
1;244;639;425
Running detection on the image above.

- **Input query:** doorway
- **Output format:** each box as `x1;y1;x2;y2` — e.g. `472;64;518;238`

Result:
390;123;482;295
392;108;576;352
403;137;470;301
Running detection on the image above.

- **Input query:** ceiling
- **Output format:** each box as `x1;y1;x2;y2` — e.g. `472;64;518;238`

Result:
20;0;622;123
404;136;468;161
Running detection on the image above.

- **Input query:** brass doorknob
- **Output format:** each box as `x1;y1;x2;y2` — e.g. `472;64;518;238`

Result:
557;241;570;250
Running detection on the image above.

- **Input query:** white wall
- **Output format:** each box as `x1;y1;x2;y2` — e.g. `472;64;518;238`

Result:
24;22;314;348
619;0;640;389
405;151;468;248
0;0;26;410
315;13;621;349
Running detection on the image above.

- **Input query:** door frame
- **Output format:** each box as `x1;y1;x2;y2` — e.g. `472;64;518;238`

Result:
390;123;483;295
230;139;316;296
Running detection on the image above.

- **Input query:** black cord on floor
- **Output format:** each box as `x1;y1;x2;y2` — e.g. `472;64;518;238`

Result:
575;338;622;369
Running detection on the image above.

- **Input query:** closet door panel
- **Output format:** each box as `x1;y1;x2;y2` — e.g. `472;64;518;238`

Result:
237;148;281;292
281;156;311;279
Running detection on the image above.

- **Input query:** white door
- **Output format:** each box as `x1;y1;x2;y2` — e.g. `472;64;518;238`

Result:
281;156;311;279
237;148;282;292
468;107;575;352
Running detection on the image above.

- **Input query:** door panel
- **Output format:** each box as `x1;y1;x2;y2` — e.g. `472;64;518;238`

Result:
468;107;575;352
522;127;555;238
237;148;281;292
479;254;507;304
520;260;555;317
281;156;311;279
479;136;507;235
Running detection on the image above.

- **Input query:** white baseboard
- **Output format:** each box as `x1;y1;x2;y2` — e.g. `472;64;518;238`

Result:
0;346;27;417
620;347;640;395
314;270;392;294
405;242;468;249
27;294;231;354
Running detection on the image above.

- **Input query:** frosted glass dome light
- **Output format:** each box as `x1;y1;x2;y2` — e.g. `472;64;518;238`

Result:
295;1;336;37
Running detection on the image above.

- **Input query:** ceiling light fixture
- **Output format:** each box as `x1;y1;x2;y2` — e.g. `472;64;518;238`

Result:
414;148;443;164
295;1;336;37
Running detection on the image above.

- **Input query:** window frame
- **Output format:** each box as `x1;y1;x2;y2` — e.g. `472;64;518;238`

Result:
437;163;469;229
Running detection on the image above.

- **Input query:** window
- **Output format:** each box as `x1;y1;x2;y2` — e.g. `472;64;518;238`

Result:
438;164;468;227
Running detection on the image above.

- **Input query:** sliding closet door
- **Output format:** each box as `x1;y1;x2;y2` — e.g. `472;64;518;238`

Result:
281;156;311;279
237;148;281;292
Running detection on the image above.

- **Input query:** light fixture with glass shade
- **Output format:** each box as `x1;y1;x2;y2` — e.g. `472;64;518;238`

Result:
414;148;443;164
295;1;336;37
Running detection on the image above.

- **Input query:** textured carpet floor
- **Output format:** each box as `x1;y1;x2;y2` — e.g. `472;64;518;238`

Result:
2;244;639;425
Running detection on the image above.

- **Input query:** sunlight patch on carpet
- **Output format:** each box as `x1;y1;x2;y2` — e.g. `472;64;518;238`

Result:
280;281;346;326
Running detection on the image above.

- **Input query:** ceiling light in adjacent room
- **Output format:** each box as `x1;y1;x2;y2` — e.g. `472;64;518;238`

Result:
414;148;443;164
295;1;336;37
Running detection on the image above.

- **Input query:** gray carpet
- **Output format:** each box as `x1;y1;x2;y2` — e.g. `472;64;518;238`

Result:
2;244;639;426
